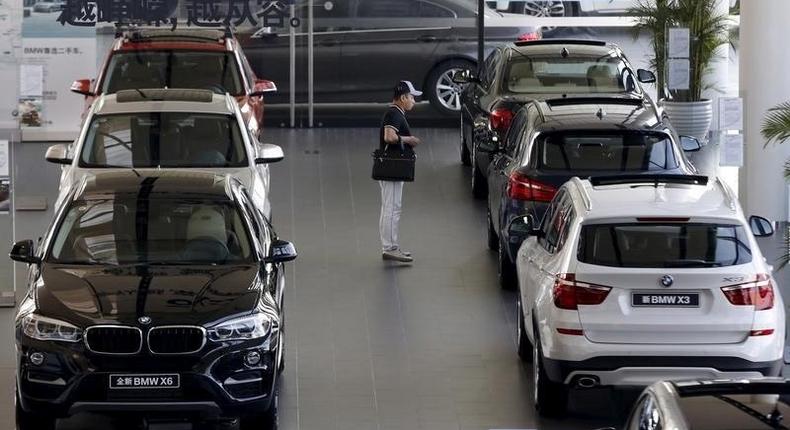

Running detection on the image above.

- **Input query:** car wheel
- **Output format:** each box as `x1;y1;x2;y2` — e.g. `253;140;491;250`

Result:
517;300;533;362
487;208;499;251
240;384;279;430
498;239;517;290
16;392;55;430
532;327;568;417
426;59;475;116
460;119;472;166
471;146;487;199
513;1;578;33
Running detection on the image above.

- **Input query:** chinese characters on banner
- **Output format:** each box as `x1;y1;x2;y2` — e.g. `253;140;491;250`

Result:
56;0;301;29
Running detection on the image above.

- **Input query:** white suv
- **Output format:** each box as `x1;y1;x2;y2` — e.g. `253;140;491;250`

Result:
511;175;784;417
45;89;283;219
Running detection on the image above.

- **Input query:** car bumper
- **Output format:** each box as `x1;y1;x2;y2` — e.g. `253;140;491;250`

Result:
16;334;280;418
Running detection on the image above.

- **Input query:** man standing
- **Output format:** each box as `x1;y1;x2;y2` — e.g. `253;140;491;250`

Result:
379;81;422;263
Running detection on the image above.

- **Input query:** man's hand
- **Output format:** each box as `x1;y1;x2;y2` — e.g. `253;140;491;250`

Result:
403;136;421;147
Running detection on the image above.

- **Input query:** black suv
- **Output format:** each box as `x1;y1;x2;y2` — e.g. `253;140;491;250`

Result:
11;171;296;430
454;39;657;198
482;97;701;289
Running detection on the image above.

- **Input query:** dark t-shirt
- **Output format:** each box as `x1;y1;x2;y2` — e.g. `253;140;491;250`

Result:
379;105;414;156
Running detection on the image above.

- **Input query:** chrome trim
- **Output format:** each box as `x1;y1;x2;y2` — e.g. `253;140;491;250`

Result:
223;376;264;386
146;325;207;355
84;325;143;355
27;375;67;386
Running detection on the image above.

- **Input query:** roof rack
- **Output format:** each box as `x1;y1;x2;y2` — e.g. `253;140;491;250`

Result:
715;177;738;212
568;177;592;211
544;97;644;108
514;39;608;47
115;88;215;103
115;23;231;42
589;175;709;187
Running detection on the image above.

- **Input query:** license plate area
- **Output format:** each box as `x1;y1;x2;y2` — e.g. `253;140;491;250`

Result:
109;374;180;390
632;292;700;308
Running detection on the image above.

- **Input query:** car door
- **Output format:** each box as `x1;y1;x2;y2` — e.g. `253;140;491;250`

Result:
488;108;528;233
339;0;453;101
520;192;562;323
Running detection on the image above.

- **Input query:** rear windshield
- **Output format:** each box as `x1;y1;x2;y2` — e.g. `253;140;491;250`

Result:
79;112;247;168
102;51;243;95
578;223;752;268
536;131;679;171
678;395;790;430
503;56;637;94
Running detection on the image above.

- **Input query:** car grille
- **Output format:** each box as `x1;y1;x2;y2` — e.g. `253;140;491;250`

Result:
148;326;205;354
85;326;142;355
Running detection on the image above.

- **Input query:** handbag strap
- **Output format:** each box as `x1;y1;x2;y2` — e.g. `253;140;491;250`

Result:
384;135;405;152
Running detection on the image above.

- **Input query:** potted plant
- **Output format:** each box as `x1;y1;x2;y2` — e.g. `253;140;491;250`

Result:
630;0;732;140
761;101;790;267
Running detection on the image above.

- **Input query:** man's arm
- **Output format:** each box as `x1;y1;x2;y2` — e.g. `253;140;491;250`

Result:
384;127;421;147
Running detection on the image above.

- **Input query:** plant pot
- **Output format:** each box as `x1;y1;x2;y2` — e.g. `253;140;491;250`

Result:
661;99;714;141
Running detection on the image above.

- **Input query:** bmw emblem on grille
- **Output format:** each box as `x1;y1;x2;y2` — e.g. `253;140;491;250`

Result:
660;275;674;288
138;316;152;325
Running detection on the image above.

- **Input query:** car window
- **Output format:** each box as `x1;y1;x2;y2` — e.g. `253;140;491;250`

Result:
102;51;243;96
578;223;753;268
539;189;563;252
80;113;248;168
542;192;573;252
503;55;637;95
503;109;528;154
536;131;679;171
417;0;456;17
300;0;350;18
479;49;500;91
236;45;257;87
49;197;253;265
357;0;422;17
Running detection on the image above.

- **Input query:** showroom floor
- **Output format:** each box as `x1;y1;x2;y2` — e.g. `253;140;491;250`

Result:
0;127;787;430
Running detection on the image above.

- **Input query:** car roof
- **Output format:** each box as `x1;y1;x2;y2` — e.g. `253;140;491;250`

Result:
92;89;238;116
114;28;233;52
531;97;665;132
509;39;622;57
74;171;236;200
566;176;742;221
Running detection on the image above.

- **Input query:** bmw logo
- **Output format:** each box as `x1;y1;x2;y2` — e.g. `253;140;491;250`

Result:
138;316;152;325
660;275;674;288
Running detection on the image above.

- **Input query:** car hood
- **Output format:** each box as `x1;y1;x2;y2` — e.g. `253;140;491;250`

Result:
36;263;261;327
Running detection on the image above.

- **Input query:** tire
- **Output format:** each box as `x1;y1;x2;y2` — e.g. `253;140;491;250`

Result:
460;119;472;166
240;384;279;430
532;327;568;418
16;392;56;430
517;300;533;362
513;1;578;34
471;146;487;199
498;240;517;290
487;208;499;251
426;59;475;116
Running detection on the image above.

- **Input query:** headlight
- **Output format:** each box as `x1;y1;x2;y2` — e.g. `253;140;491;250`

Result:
21;314;82;342
207;313;273;342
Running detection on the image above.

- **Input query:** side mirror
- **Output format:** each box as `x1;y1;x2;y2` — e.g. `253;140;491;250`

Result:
10;240;40;264
680;135;702;152
477;137;499;154
749;215;775;237
45;144;72;165
70;78;94;96
250;79;277;97
267;239;297;263
452;69;477;85
508;215;541;238
637;69;656;84
255;143;284;164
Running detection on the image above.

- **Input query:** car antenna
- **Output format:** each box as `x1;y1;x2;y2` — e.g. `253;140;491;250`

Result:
561;47;569;58
596;107;606;119
134;88;148;99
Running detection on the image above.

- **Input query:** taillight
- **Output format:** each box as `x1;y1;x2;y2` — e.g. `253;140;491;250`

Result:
721;274;774;311
518;32;541;42
749;329;775;337
506;172;557;202
490;108;514;134
553;274;611;310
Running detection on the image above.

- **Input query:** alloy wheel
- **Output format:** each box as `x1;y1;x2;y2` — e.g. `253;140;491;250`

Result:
436;68;466;112
522;1;566;32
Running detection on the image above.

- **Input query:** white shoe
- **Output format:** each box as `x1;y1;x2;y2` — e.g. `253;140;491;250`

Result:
382;249;413;263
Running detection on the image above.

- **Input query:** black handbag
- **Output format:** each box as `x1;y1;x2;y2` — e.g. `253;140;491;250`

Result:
371;142;416;182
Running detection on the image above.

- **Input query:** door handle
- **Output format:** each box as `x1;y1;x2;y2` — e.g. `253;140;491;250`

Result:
417;35;438;43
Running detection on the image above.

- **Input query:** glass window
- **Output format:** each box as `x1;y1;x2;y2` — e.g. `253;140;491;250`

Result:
102;51;244;95
417;0;455;17
80;113;248;168
49;197;253;265
503;109;528;153
357;0;419;17
503;55;636;94
578;223;753;268
537;131;679;172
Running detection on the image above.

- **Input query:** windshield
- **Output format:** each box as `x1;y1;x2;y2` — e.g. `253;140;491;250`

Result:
101;51;243;95
504;55;637;94
679;395;790;430
578;223;753;268
536;131;679;171
49;197;253;265
80;113;248;168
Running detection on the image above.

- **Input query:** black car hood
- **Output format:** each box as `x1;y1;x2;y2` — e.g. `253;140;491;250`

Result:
36;264;261;327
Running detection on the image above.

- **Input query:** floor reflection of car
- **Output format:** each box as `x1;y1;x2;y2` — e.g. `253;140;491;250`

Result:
12;171;296;430
32;0;64;12
238;0;540;116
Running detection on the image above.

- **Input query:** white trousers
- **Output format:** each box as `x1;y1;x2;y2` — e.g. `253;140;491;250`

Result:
379;180;403;252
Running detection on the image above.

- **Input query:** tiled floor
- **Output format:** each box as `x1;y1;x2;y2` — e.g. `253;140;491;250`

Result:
0;127;786;429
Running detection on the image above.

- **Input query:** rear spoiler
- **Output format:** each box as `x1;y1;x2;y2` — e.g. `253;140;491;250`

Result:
589;175;708;187
514;39;607;47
